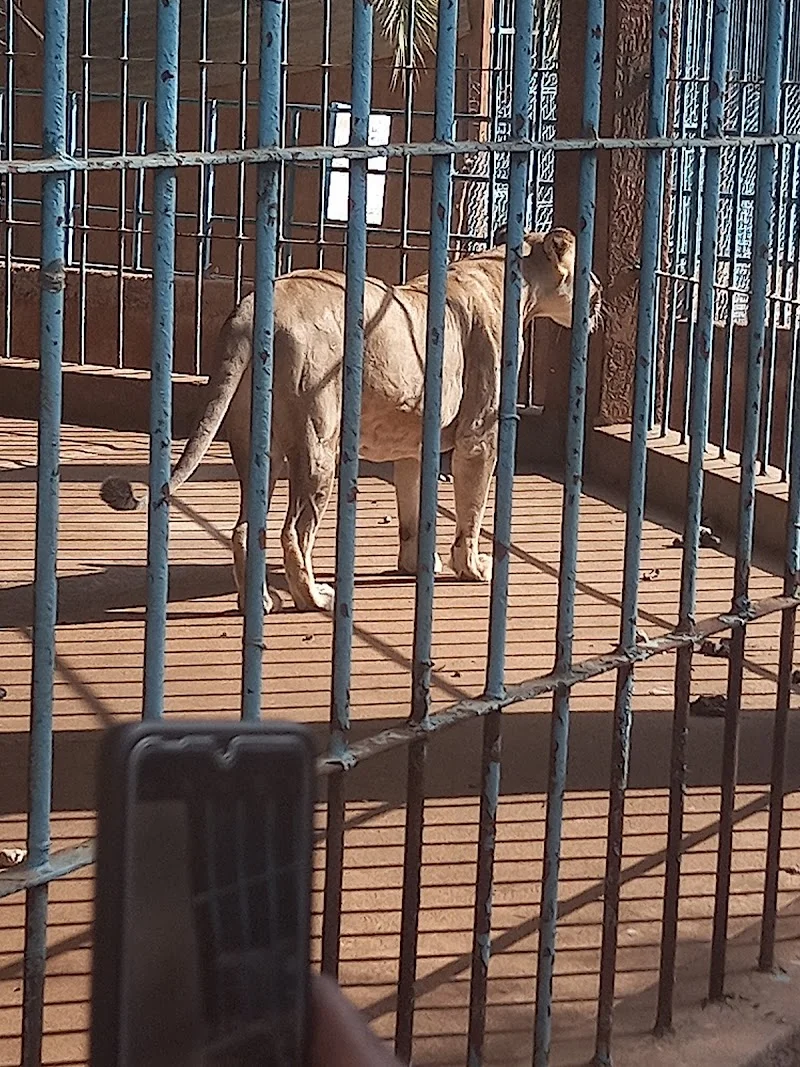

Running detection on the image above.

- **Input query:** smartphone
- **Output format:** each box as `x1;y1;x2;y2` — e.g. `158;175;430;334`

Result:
90;720;315;1067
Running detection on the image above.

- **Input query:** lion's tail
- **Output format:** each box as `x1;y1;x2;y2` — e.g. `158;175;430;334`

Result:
99;316;253;514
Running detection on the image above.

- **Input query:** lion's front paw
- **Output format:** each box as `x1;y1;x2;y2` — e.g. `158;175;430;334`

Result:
237;586;282;616
449;548;493;583
313;582;336;613
398;548;443;576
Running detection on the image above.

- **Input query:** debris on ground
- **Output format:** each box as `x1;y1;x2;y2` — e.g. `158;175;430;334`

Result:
697;638;730;659
0;849;26;869
672;525;722;550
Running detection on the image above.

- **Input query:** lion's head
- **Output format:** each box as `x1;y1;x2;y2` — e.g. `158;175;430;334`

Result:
494;226;603;332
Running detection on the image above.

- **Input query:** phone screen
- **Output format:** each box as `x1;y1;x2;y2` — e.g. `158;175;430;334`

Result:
112;734;311;1067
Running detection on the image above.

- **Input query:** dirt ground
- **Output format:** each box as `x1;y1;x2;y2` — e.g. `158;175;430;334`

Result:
1;416;800;1066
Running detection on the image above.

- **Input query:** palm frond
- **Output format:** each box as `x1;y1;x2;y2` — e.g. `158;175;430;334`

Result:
373;0;439;88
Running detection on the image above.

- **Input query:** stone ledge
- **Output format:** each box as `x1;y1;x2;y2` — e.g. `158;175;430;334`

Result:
0;356;207;440
588;424;791;563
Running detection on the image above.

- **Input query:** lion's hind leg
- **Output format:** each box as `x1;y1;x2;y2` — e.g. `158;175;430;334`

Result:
394;456;443;576
231;467;281;616
281;438;336;612
449;434;497;582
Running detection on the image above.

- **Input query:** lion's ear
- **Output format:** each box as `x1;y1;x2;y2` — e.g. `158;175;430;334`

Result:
543;227;576;269
493;226;507;246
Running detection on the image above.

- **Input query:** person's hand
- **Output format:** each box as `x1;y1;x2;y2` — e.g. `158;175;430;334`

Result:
309;974;403;1066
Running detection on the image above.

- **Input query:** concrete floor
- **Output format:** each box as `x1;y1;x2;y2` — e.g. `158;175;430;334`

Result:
1;416;800;1066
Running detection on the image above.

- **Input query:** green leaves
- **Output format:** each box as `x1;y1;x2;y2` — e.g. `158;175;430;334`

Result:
373;0;439;87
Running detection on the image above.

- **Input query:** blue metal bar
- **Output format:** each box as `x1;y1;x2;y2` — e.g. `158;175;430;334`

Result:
133;100;148;272
395;738;427;1063
328;0;373;753
141;0;180;720
718;92;749;459
468;0;533;1047
2;6;15;361
485;0;533;703
64;92;78;268
398;0;417;284
240;0;284;721
233;0;250;306
533;0;604;1061
396;4;457;1052
21;0;68;1058
776;138;800;480
202;100;218;273
466;708;501;1065
316;0;333;270
594;1;671;1061
280;106;300;275
116;0;130;365
657;0;733;1027
78;0;90;367
192;0;211;374
4;134;800;179
710;0;784;1002
761;177;800;965
411;0;457;722
320;0;373;981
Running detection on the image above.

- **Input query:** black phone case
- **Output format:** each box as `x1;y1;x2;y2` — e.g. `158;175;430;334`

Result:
90;720;315;1067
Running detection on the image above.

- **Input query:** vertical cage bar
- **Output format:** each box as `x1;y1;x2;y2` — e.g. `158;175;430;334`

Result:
395;737;427;1063
533;0;604;1062
2;5;14;360
396;2;458;1058
760;601;796;969
466;707;501;1064
320;0;373;979
234;0;250;306
410;1;458;725
484;0;532;704
193;0;211;375
760;160;800;958
320;772;346;977
465;0;532;1050
20;0;68;1060
116;0;131;367
327;0;373;773
141;0;181;720
64;93;78;269
78;0;90;368
718;98;748;459
239;0;284;720
776;138;800;481
316;0;333;269
593;0;670;1061
280;105;298;275
656;0;732;1027
132;100;148;272
709;0;783;1003
399;3;416;284
202;100;218;273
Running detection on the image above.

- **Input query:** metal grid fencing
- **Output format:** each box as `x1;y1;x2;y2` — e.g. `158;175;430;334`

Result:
0;0;799;1065
656;0;800;477
0;0;559;376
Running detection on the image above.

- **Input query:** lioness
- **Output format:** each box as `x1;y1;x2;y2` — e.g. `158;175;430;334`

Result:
101;227;602;614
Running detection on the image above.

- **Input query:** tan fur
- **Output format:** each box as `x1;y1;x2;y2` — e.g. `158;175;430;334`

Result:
100;227;602;615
